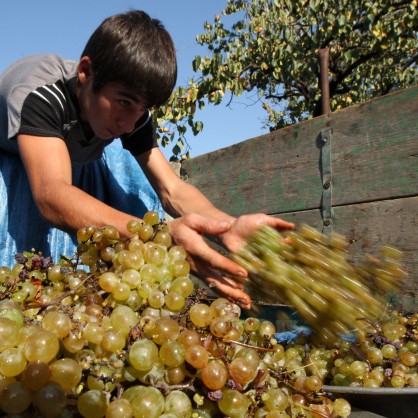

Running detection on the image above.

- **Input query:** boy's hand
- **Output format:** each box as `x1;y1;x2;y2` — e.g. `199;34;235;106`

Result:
168;214;251;308
220;213;295;254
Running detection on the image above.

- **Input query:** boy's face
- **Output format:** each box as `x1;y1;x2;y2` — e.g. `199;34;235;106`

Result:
77;57;146;139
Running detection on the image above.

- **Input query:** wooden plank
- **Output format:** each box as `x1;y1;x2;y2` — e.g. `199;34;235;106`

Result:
182;86;418;216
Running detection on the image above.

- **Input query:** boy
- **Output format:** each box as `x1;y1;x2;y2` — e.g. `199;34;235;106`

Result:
0;10;293;307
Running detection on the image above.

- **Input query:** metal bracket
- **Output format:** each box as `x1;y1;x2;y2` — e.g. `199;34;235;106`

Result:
320;127;333;235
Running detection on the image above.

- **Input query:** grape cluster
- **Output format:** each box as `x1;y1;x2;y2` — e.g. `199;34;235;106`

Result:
234;224;406;346
0;214;352;418
324;311;418;389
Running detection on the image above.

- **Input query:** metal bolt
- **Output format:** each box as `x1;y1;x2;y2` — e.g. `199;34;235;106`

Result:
323;179;331;189
323;218;332;226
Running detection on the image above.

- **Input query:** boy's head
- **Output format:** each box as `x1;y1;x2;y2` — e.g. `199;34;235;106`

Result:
81;10;177;109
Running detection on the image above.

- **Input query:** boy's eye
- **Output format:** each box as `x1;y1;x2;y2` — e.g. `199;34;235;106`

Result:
119;100;130;107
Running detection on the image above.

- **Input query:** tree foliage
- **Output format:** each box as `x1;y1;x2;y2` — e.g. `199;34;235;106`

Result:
154;0;418;157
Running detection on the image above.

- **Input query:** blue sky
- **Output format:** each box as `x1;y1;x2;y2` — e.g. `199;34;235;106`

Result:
0;0;268;158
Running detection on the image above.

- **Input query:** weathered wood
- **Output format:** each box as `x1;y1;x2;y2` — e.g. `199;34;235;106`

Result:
182;85;418;301
182;85;418;215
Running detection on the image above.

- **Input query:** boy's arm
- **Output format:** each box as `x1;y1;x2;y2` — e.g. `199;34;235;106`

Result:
17;134;142;236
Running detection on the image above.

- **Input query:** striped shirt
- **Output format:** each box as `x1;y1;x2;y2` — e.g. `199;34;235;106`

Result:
0;54;157;163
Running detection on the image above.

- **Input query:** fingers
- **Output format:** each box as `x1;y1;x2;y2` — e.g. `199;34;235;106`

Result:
183;213;232;235
196;263;252;309
266;216;295;230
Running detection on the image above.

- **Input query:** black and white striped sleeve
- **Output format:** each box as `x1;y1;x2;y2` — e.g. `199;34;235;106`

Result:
19;82;68;139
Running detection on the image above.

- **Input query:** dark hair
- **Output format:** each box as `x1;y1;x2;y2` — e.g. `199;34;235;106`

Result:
81;10;177;108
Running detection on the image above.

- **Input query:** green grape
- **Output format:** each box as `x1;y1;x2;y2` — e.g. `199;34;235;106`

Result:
143;211;160;226
166;364;188;385
83;323;105;345
48;264;65;282
189;303;214;328
367;347;383;365
178;329;201;348
138;223;154;241
99;271;120;292
49;358;83;391
381;344;397;359
21;360;51;391
229;357;257;385
42;310;72;339
159;341;186;368
210;298;241;320
154;230;172;248
77;390;108;418
0;347;27;377
218;388;250;418
23;329;59;363
262;388;289;412
170;259;190;278
164;390;193;418
131;386;165;418
140;263;160;283
32;382;67;418
122;268;142;288
63;331;85;353
304;375;323;392
128;237;144;252
129;339;159;371
168;245;187;261
244;317;261;332
399;350;417;367
234;347;261;369
0;381;32;414
148;289;165;308
153;317;180;346
112;281;131;301
332;398;351;417
0;266;12;283
126;289;144;310
210;317;233;338
349;360;368;377
165;291;186;311
391;375;406;388
0;301;24;327
144;243;167;266
110;304;138;337
0;317;21;351
185;344;209;369
201;361;229;390
170;276;194;297
127;219;143;233
101;330;126;353
106;398;133;418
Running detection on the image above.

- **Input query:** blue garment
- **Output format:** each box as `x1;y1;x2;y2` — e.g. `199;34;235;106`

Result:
0;139;163;268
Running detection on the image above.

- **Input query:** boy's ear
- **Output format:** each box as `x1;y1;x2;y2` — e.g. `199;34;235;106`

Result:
77;56;94;84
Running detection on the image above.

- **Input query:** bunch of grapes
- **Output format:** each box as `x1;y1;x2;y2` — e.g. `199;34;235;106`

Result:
323;311;418;389
0;213;354;418
233;224;406;346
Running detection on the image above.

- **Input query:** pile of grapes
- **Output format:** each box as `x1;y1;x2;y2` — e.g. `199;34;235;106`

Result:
0;212;356;418
0;213;413;418
234;224;406;346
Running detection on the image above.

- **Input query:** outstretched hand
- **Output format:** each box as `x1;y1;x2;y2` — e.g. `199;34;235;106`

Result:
220;213;295;254
167;214;251;308
167;213;294;309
